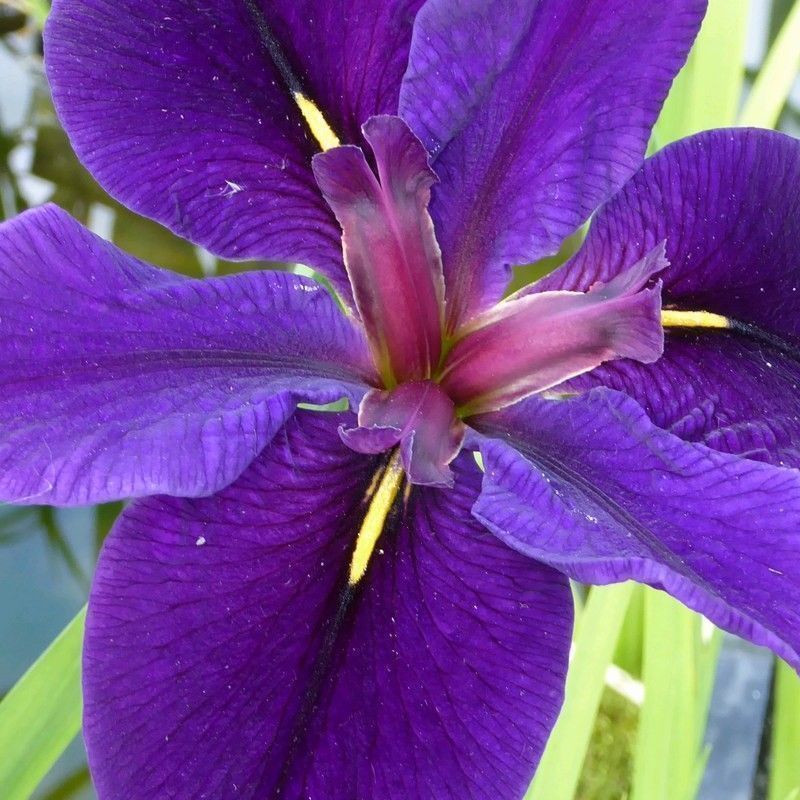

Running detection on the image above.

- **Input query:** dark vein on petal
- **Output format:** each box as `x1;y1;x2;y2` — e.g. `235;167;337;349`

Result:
665;314;800;363
271;451;404;796
241;0;341;151
241;0;304;97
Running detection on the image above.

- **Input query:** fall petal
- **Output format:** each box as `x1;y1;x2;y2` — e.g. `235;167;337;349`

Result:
473;388;800;669
0;206;371;505
84;413;573;799
45;0;425;297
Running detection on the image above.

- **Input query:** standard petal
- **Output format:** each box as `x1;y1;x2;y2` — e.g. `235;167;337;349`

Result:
539;129;800;464
400;0;705;326
45;0;423;296
84;412;573;800
0;206;372;505
472;388;800;669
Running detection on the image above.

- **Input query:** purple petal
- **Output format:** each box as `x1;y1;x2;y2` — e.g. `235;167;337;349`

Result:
84;412;573;799
399;0;706;326
440;246;665;414
45;0;423;297
0;206;372;505
538;129;800;332
540;129;800;464
313;116;444;384
472;388;800;669
340;380;465;487
568;336;800;467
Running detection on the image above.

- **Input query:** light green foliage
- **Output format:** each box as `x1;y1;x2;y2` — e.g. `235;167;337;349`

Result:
0;608;85;800
740;0;800;128
577;689;638;800
527;583;635;800
630;592;720;800
768;661;800;800
653;0;748;147
18;2;50;30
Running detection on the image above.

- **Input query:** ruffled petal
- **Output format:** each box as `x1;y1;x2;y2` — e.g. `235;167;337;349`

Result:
400;0;706;326
540;129;800;464
84;412;573;800
472;388;800;669
45;0;423;295
0;206;372;505
539;129;800;332
568;337;800;467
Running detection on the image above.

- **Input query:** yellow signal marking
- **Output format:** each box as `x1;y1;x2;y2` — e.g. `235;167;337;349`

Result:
348;452;404;586
661;310;730;330
293;92;341;151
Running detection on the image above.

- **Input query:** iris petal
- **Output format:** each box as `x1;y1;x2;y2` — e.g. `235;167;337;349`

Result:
473;388;800;670
0;206;372;505
541;129;800;464
400;0;707;326
84;412;573;800
45;0;424;297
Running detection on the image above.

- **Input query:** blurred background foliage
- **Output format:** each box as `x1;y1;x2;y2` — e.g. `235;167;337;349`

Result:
0;1;799;798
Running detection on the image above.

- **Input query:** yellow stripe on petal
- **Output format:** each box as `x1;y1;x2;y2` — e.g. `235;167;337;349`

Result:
661;309;731;330
293;92;341;151
349;452;404;586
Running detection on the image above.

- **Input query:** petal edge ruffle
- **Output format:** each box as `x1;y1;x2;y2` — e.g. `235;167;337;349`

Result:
0;205;372;504
473;388;800;670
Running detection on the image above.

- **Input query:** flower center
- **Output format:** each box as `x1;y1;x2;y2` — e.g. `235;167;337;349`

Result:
314;115;665;485
340;380;465;487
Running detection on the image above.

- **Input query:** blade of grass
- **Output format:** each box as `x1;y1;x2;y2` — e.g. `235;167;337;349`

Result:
527;582;635;800
630;591;720;800
768;660;800;800
686;617;722;799
739;0;800;128
0;607;85;800
614;584;644;679
653;0;748;148
40;766;91;800
39;507;90;590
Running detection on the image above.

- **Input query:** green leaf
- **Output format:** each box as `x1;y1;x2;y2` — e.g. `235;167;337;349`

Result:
0;608;86;800
739;0;800;128
613;584;644;679
630;591;720;800
526;582;636;800
21;1;50;30
769;660;800;800
653;0;749;148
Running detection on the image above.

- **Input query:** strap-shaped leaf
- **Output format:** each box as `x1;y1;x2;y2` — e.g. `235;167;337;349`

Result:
739;0;800;127
0;607;85;800
526;583;635;800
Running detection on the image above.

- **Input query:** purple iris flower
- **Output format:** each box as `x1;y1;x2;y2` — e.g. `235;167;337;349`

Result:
2;0;800;797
